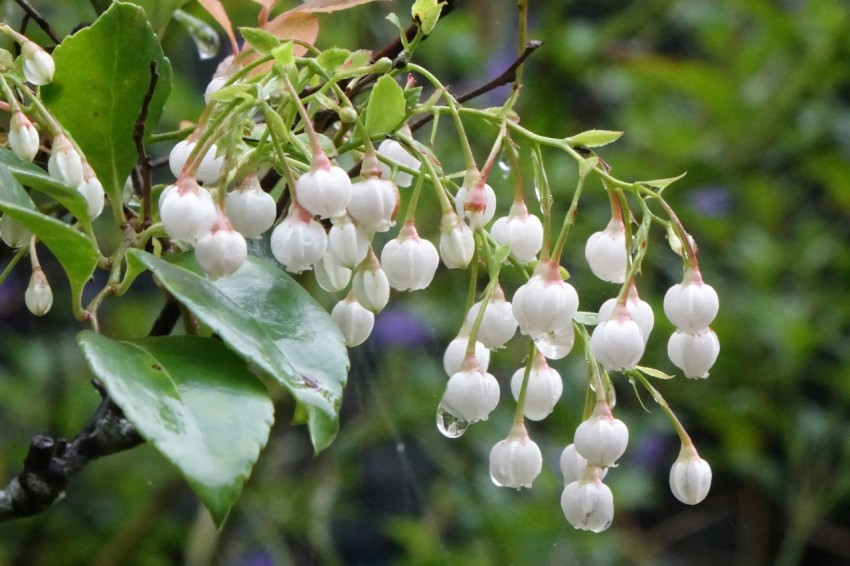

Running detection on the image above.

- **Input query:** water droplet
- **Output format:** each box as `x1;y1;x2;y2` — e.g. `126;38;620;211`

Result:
497;159;511;179
436;403;470;438
534;327;575;360
533;181;542;204
490;474;504;487
173;9;221;60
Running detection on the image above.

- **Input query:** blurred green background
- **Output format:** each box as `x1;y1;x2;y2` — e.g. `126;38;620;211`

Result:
2;0;850;564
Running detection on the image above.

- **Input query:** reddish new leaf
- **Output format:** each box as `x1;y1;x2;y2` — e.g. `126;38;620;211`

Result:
288;0;387;14
198;0;239;54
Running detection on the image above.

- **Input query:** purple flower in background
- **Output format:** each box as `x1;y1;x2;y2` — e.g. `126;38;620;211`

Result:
688;185;732;217
629;431;671;473
371;307;432;350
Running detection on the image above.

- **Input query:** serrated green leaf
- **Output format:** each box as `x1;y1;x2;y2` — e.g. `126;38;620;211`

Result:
636;365;675;380
240;26;280;54
316;47;351;73
578;155;599;180
128;250;348;452
207;83;255;103
573;311;599;326
0;149;91;229
412;0;445;35
365;75;406;136
0;186;98;316
340;49;371;72
77;332;273;526
271;42;295;67
640;172;688;193
41;2;172;220
566;129;624;148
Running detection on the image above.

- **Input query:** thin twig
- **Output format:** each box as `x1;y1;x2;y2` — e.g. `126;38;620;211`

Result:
13;0;61;45
132;61;159;229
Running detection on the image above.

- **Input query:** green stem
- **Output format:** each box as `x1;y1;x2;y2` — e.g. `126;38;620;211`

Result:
631;370;692;446
0;245;28;287
512;341;537;425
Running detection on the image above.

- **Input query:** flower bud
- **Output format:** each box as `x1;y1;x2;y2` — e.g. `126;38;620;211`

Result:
663;267;719;332
25;268;52;316
313;253;352;292
512;261;579;339
438;212;474;269
225;175;277;239
465;285;518;349
559;443;607;485
296;156;352;219
378;139;420;187
590;304;645;372
21;41;55;85
194;213;248;279
8;112;39;162
597;286;654;345
332;294;374;347
77;164;105;220
510;353;563;421
585;217;628;283
160;177;217;243
442;328;490;376
440;363;500;423
489;424;543;489
455;178;496;228
270;205;328;274
348;156;400;232
328;215;369;268
574;400;629;467
668;328;720;379
669;445;712;505
48;135;84;187
351;253;390;313
1;215;31;248
380;223;439;291
490;201;544;262
561;471;614;532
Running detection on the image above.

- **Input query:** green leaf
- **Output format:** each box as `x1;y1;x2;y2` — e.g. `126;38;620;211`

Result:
412;0;445;35
125;0;193;37
128;250;349;452
316;47;351;72
0;183;98;316
636;365;675;380
365;75;407;136
566;129;624;148
239;26;280;54
41;2;173;219
640;171;688;193
573;311;599;326
0;149;91;229
271;42;295;67
77;332;273;526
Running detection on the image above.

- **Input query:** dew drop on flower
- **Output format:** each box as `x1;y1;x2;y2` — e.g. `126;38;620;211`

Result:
436;403;470;438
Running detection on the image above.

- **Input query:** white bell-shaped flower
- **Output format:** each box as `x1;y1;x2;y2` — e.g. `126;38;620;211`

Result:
534;323;576;360
512;261;579;339
296;153;352;219
1;215;31;248
668;328;720;379
21;41;54;85
489;423;543;489
332;294;374;347
663;267;719;332
77;164;105;220
270;204;328;273
351;252;390;313
574;400;629;468
491;200;544;262
442;328;490;377
510;353;563;421
465;285;518;349
194;212;248;279
8;112;39;162
380;222;439;291
313;253;351;292
160;177;217;243
348;153;400;233
559;444;607;485
25;268;52;316
669;445;712;505
328;214;369;268
590;304;645;372
378;138;420;187
439;212;474;269
455;177;497;228
440;361;500;424
561;468;615;532
597;285;654;345
585;217;628;283
169;140;225;185
225;174;277;239
48;134;84;187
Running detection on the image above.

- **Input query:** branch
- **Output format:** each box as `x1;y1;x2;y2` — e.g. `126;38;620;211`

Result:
13;0;62;45
132;61;159;229
0;298;181;522
411;40;543;132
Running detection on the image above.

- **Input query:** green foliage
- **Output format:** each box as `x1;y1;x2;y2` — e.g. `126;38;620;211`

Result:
364;74;407;136
77;331;274;526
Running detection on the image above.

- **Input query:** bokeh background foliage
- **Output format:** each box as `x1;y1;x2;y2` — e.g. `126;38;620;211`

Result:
1;0;850;564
